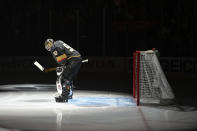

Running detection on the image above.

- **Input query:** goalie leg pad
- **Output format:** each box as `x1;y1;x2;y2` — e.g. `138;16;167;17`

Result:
60;80;71;102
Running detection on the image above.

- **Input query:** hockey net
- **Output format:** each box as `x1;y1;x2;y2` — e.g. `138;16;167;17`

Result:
133;50;175;106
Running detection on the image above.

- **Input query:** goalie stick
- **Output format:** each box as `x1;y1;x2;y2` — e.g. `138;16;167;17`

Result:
34;59;88;72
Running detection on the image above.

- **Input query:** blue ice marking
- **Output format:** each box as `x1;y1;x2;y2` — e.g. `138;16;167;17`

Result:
69;97;136;107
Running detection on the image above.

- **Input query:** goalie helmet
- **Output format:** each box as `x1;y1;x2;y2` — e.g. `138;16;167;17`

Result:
44;38;54;51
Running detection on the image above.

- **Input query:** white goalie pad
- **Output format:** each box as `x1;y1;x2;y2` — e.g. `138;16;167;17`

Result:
56;76;63;94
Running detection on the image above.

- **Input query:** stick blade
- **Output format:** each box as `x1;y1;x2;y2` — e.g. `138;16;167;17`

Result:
34;61;45;71
82;59;88;63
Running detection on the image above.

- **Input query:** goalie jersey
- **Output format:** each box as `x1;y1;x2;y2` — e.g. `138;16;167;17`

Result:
50;40;81;66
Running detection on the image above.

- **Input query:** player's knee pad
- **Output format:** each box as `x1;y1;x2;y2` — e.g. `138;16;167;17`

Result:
60;77;69;86
62;80;71;88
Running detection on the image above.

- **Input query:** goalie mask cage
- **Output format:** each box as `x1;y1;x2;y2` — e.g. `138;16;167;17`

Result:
133;50;175;106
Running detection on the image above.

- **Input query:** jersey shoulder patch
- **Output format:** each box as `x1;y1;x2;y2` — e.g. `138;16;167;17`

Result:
62;43;74;52
53;50;58;56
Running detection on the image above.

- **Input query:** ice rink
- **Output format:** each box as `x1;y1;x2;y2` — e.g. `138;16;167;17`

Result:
0;84;197;131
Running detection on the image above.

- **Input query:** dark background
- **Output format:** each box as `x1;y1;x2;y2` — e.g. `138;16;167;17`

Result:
0;0;197;104
0;0;197;57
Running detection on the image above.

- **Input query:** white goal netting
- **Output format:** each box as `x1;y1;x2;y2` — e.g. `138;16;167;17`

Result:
133;50;175;105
